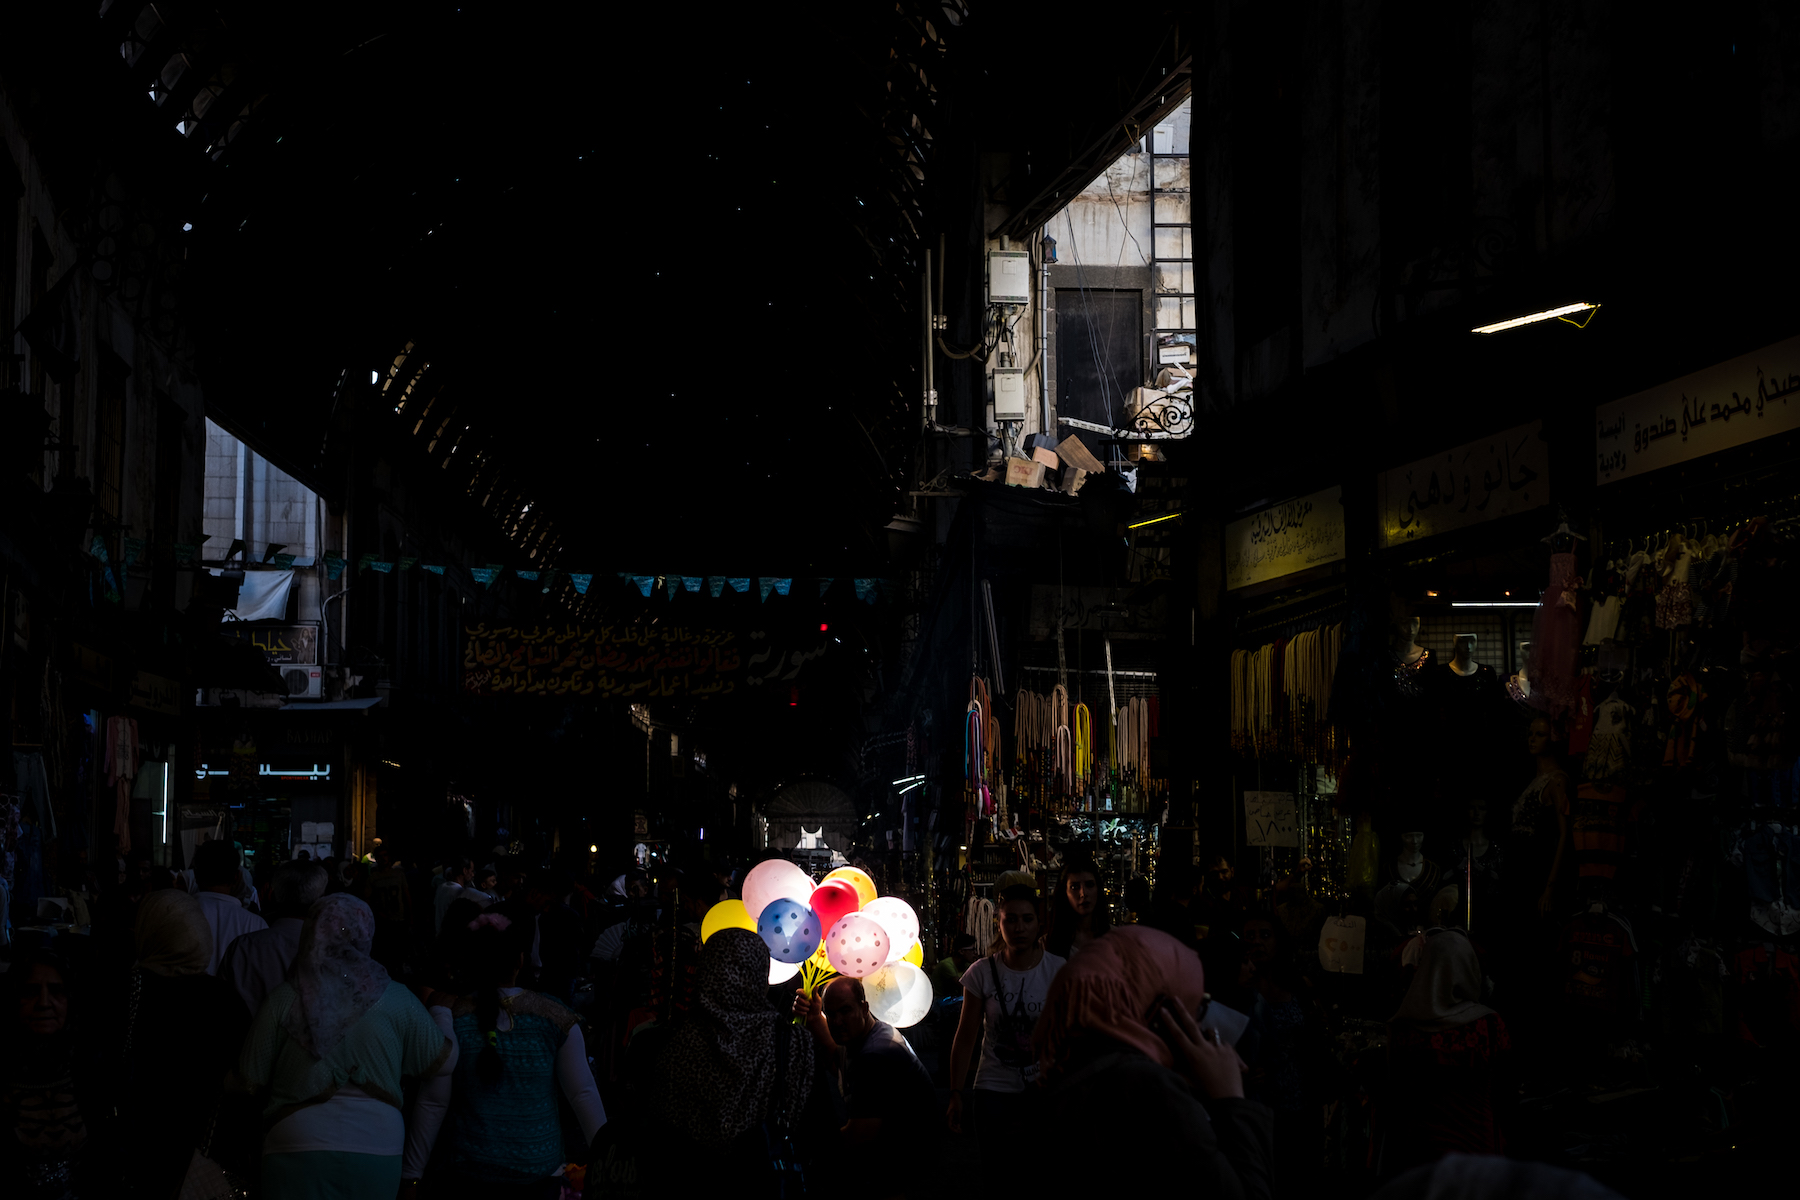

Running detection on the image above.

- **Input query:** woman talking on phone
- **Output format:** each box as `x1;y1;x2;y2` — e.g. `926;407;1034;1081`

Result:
1034;925;1274;1197
945;883;1065;1166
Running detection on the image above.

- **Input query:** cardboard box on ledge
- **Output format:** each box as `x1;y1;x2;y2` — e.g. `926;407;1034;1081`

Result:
1004;457;1046;488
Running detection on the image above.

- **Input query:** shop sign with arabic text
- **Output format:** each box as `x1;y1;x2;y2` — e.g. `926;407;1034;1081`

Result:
221;623;319;665
1226;486;1345;590
462;623;833;698
1377;421;1549;548
1595;334;1800;485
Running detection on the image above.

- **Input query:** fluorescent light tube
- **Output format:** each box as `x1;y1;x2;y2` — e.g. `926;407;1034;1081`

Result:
1471;302;1597;334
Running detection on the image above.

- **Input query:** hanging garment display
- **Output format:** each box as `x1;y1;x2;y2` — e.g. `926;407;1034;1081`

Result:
1729;823;1800;936
1229;624;1343;761
104;715;139;856
1583;694;1636;780
9;751;55;840
1654;537;1694;629
1527;551;1582;719
1663;674;1707;768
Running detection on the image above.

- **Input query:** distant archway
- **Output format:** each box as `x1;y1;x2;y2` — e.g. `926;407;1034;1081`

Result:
764;780;858;852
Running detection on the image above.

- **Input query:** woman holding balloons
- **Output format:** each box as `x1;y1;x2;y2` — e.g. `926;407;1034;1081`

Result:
675;858;935;1195
944;882;1066;1165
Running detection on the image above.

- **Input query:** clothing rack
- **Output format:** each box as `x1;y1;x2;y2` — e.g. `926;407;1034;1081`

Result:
1234;596;1349;645
1021;665;1158;679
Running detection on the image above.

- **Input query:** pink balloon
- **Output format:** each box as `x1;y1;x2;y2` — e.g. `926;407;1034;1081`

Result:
742;859;814;921
808;879;861;932
825;912;890;979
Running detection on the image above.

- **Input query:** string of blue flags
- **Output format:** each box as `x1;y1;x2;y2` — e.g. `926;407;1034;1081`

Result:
145;542;885;602
336;557;884;602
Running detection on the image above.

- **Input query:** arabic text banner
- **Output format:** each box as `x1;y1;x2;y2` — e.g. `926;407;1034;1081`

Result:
1226;486;1345;590
1595;334;1800;485
463;623;744;697
1377;420;1549;548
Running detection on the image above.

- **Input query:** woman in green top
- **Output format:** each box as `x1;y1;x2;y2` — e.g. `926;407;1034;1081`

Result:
403;913;607;1198
234;894;456;1200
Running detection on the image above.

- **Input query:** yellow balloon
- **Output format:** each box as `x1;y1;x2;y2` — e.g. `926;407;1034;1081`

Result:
821;867;877;909
903;940;924;967
701;899;756;944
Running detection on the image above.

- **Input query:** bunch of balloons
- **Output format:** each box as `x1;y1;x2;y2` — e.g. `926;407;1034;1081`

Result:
701;860;931;1027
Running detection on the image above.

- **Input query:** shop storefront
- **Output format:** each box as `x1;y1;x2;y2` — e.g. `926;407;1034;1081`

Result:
192;701;382;876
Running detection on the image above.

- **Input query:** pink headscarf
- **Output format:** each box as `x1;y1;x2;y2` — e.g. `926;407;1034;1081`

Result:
285;894;391;1058
1034;925;1207;1078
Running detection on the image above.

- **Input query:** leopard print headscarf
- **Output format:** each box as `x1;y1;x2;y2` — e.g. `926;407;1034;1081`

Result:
654;928;814;1143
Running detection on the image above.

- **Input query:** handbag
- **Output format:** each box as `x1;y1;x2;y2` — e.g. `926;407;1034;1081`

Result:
757;1010;807;1199
123;969;254;1200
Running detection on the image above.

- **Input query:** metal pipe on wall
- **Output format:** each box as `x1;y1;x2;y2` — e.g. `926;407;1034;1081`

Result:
1038;224;1051;436
921;249;935;430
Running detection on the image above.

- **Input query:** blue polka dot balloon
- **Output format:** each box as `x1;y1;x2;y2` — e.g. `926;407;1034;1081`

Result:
757;896;820;964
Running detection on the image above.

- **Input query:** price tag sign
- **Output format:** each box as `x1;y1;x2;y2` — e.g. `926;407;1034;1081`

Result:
1243;791;1298;847
1319;915;1366;974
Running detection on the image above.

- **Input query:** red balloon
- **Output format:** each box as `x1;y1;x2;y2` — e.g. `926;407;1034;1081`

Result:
809;879;861;932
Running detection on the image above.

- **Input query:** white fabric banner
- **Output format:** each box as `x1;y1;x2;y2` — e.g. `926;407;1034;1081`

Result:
212;569;294;621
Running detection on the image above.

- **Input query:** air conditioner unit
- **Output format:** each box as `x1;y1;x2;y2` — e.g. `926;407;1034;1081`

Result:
282;667;324;699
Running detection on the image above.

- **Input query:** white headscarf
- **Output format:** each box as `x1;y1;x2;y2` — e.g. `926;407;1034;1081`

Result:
1391;927;1495;1031
284;894;390;1058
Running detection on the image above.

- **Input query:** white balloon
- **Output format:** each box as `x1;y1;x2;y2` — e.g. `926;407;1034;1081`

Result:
742;859;815;921
862;897;920;964
863;961;933;1028
769;957;801;985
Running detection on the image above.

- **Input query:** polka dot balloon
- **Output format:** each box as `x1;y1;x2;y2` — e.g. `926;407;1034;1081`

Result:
861;896;920;965
757;897;821;965
825;912;889;978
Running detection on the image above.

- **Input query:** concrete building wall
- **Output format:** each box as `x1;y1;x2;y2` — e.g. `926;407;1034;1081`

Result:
1195;0;1633;407
202;417;324;621
978;97;1193;456
1;90;206;614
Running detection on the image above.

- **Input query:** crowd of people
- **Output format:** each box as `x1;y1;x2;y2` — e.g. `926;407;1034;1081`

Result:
1;836;1629;1200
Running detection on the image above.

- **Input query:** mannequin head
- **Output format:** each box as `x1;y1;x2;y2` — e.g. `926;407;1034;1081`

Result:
1390;615;1422;656
1399;831;1425;857
1452;634;1477;667
1465;799;1488;833
1527;716;1553;758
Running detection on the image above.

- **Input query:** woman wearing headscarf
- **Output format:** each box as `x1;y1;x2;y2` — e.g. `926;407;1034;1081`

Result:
1383;927;1513;1174
117;889;247;1200
401;913;606;1199
651;928;842;1191
234;893;456;1200
1034;926;1275;1198
1;952;113;1200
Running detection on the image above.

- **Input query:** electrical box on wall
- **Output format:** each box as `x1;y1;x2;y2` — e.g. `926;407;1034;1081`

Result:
993;368;1026;420
987;250;1031;305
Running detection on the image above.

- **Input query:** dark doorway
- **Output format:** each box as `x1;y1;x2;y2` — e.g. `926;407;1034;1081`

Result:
1055;287;1140;460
